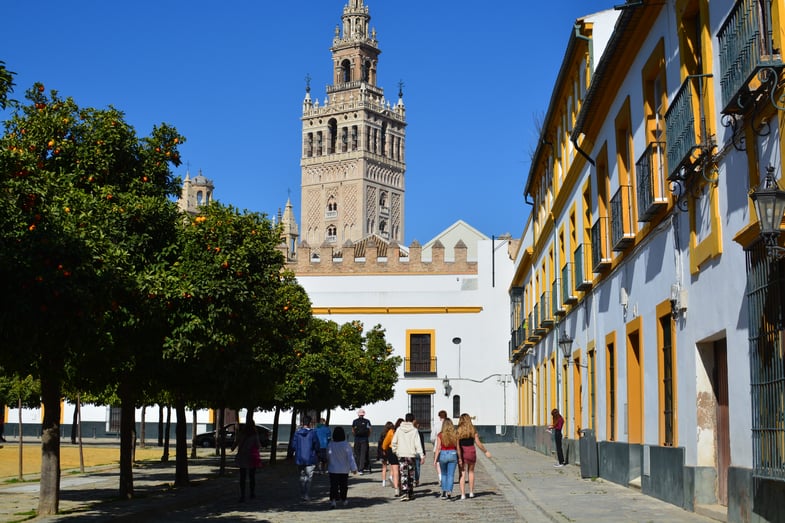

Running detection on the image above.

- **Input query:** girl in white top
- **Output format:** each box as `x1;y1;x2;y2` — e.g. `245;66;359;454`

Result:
327;426;358;508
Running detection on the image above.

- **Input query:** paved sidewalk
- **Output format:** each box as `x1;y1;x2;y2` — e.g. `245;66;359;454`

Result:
0;442;720;522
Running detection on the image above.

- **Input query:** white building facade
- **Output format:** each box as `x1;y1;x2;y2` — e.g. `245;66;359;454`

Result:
509;1;785;521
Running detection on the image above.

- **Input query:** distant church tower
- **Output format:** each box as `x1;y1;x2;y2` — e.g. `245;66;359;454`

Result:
178;169;214;214
300;0;406;247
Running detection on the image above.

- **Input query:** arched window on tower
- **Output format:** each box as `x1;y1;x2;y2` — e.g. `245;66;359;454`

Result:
380;122;387;157
316;131;323;156
306;133;313;157
361;60;370;82
196;191;204;206
328;119;337;154
379;192;387;208
379;219;388;238
326;197;338;218
341;127;348;153
341;60;351;83
352;126;358;150
326;225;337;243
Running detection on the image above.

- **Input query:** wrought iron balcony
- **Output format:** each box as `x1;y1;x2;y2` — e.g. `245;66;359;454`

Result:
561;262;578;305
532;305;546;336
403;357;437;377
718;0;783;115
665;75;712;181
574;243;592;291
591;217;611;272
611;185;635;251
636;142;668;221
539;291;554;328
552;279;565;317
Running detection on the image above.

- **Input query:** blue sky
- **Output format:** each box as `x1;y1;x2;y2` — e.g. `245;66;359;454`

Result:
2;0;614;245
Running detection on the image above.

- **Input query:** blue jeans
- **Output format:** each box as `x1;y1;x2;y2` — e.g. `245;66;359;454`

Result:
438;449;458;494
298;464;315;498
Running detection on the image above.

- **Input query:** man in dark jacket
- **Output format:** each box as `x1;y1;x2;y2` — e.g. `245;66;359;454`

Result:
351;408;372;473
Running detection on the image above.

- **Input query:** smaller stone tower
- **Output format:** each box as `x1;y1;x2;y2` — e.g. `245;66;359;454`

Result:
178;169;214;214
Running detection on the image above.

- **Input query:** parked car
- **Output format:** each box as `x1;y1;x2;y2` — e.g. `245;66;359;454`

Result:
193;423;271;449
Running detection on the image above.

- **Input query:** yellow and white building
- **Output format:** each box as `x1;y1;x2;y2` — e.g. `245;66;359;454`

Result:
509;1;785;520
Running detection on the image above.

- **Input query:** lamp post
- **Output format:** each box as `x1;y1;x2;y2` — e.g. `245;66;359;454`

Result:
452;337;462;378
559;331;574;361
750;165;785;258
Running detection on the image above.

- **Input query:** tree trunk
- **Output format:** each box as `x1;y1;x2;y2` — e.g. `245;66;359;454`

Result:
38;372;62;516
190;409;197;459
17;396;23;481
118;390;136;499
270;406;281;464
70;402;78;444
286;410;297;460
140;406;146;448
157;405;164;447
217;408;225;475
174;400;189;487
76;395;84;473
161;405;171;462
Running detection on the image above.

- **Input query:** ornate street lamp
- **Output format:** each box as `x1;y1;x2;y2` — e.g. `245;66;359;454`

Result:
750;165;785;258
442;375;452;397
559;330;574;360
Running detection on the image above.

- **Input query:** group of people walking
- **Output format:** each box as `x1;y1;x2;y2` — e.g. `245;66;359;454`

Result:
233;408;492;508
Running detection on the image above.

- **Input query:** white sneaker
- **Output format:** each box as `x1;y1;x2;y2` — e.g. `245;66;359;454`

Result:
469;492;475;498
553;463;564;468
382;480;386;487
358;471;364;475
460;495;466;500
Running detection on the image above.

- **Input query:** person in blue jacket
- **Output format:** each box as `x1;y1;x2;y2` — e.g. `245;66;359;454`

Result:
292;415;320;501
315;418;332;474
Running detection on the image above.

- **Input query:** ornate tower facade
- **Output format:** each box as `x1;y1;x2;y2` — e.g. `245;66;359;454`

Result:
301;0;406;247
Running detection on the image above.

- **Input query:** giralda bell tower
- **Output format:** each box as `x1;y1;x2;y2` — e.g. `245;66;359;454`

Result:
301;0;406;248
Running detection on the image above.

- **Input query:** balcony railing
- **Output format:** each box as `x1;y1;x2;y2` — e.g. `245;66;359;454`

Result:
665;75;711;180
527;311;539;341
552;279;565;317
718;0;783;114
540;291;554;328
591;218;611;272
574;243;592;291
611;185;635;251
561;263;578;305
403;357;437;376
636;142;668;221
325;210;338;219
533;304;546;335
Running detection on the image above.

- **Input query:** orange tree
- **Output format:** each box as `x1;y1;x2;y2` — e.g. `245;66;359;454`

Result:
276;318;400;445
0;83;183;514
164;202;312;478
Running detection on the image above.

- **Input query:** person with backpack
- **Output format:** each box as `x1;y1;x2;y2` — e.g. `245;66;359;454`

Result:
351;408;372;474
293;415;320;501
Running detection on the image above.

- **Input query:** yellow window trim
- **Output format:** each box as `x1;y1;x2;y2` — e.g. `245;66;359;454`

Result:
312;306;482;315
656;299;678;447
406;388;436;395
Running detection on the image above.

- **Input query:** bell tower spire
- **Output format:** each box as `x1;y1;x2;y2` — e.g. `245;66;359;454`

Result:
300;0;407;248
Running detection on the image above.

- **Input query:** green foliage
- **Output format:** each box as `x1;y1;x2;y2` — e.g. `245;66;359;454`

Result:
0;371;40;409
277;319;401;412
164;203;312;408
0;60;14;110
